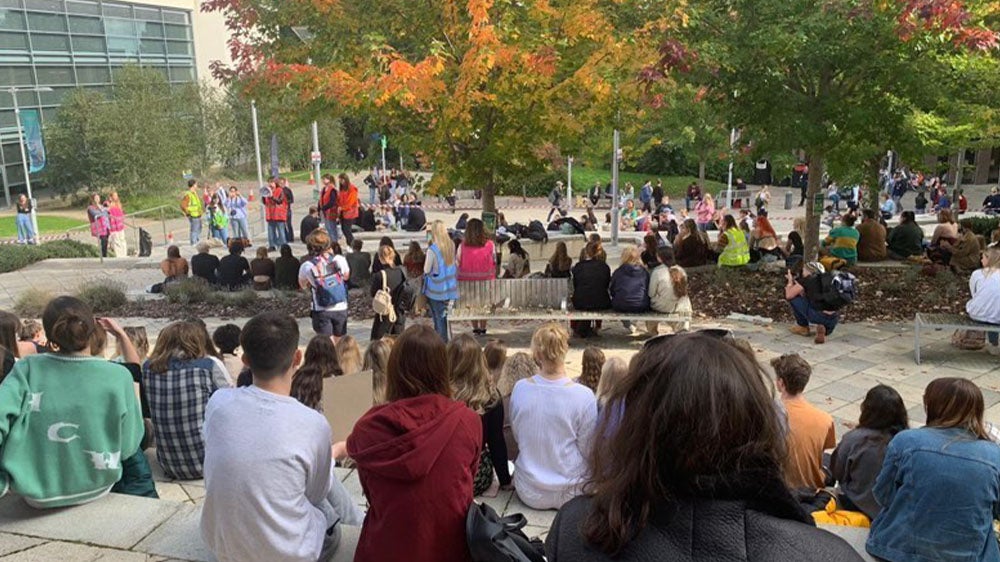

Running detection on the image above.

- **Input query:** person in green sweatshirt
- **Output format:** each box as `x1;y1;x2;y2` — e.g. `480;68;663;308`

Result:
0;296;143;508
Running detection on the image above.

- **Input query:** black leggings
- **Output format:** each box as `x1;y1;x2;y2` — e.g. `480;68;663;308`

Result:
99;235;108;257
341;219;355;246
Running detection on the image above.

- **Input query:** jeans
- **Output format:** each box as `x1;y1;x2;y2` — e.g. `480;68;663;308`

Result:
830;194;840;211
189;217;202;245
341;219;355;247
369;186;377;205
15;213;33;242
324;218;340;242
229;217;248;239
428;298;450;342
788;296;839;334
211;227;228;245
317;468;365;561
267;221;286;249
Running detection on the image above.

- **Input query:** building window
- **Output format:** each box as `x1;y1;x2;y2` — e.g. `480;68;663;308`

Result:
68;15;102;35
30;33;71;53
35;65;74;85
71;34;104;52
26;12;67;33
75;65;108;83
0;10;26;31
0;65;31;86
66;0;100;16
0;31;27;50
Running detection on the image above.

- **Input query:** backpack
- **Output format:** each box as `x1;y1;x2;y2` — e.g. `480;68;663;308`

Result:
395;277;417;313
548;188;560;205
525;220;548;242
310;255;348;307
138;228;152;257
820;271;858;310
466;502;546;562
372;270;397;322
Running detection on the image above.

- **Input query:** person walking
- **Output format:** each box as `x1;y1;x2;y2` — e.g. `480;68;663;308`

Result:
299;230;351;342
548;181;565;222
87;193;111;257
263;179;288;250
14;193;34;245
226;186;249;242
180;180;204;246
337;173;360;247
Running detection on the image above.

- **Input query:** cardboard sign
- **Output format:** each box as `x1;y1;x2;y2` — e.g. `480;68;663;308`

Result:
322;370;374;441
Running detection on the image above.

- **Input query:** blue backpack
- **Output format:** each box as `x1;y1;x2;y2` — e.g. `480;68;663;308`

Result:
310;255;348;307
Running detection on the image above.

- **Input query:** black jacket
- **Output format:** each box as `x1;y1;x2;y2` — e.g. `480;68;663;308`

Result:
610;264;650;312
190;253;219;285
547;495;863;562
571;259;611;311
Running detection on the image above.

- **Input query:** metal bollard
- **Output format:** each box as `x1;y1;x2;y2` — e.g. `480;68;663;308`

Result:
784;191;793;210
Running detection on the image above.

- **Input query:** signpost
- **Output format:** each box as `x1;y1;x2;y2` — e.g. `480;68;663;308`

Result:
380;135;388;181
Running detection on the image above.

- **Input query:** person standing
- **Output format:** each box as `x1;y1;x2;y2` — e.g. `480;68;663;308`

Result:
694;193;715;232
456;218;495;336
206;194;228;246
337;173;360;247
281;177;295;243
14;193;34;245
685;182;702;212
319;174;340;242
424;220;459;342
106;191;127;257
299;230;351;343
370;245;408;340
652;180;664;211
263;179;288;250
87;193;111;258
225;186;249;242
180;180;204;246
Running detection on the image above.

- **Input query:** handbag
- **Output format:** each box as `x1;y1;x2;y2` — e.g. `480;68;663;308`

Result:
466;502;546;562
952;329;986;350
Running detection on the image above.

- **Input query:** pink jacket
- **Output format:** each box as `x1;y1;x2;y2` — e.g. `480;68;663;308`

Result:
695;199;715;224
108;206;126;233
457;241;496;281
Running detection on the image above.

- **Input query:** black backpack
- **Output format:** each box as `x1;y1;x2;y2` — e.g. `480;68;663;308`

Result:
466;502;545;562
525;220;548;242
138;228;152;257
820;271;858;310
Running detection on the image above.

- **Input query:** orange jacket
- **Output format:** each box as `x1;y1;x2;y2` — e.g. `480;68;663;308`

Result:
319;185;339;221
337;184;360;220
264;186;288;222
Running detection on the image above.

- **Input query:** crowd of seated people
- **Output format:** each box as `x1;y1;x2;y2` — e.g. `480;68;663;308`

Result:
4;296;1000;561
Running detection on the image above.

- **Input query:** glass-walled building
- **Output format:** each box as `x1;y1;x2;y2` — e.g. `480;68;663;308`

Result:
0;0;198;201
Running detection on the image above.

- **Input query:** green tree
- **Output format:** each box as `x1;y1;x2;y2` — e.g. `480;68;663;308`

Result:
667;0;1000;257
46;65;201;199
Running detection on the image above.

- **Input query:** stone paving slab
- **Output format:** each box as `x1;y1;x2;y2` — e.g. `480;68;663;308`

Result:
0;540;152;561
133;505;212;562
0;533;44;557
0;495;181;550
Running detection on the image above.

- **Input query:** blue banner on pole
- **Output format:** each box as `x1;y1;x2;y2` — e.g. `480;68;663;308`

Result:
21;109;45;173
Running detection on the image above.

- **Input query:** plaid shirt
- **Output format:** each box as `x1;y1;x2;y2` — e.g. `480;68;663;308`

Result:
143;356;229;480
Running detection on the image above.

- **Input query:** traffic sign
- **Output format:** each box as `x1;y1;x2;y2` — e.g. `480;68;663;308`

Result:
311;151;322;164
380;135;387;149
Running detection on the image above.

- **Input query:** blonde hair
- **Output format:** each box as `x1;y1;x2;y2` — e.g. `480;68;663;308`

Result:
792;217;806;233
596;356;628;404
447;334;497;413
578;346;606;392
429;220;455;266
669;266;688;298
121;326;149;360
983;245;1000;275
335;335;363;376
364;338;393;405
619;245;642;267
531;322;569;367
496;351;537;397
379;245;397;265
148;321;210;373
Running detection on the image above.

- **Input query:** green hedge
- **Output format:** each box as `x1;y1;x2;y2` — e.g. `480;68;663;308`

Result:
964;216;999;238
0;239;99;274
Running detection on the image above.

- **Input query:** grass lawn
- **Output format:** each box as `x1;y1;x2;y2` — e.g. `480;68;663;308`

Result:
0;215;86;238
570;168;727;198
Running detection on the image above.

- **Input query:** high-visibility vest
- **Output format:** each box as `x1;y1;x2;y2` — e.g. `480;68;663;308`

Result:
719;227;750;266
423;244;459;301
183;191;204;218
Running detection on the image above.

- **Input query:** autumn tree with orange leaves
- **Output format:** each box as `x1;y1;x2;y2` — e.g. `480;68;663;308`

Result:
652;0;1000;259
203;0;680;212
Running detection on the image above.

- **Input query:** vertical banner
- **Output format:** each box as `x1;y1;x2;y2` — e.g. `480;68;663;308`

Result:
269;133;279;179
21;109;45;173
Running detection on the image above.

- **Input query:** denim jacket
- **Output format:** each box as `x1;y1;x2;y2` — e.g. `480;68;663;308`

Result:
866;427;1000;562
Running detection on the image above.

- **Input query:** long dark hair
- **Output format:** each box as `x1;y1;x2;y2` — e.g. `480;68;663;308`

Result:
508;240;528;260
858;384;908;436
386;325;451;402
924;377;989;440
583;333;786;555
464;218;488;248
549;241;571;272
291;335;342;410
0;311;20;359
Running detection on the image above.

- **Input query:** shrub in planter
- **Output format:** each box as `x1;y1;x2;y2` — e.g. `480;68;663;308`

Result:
964;216;999;238
163;278;212;305
75;280;128;313
0;240;99;274
14;288;55;318
210;289;258;308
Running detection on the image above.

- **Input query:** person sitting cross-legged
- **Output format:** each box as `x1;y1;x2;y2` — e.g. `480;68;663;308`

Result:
772;353;836;491
201;312;363;562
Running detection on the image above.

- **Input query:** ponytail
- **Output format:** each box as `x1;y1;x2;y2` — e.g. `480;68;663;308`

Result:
43;296;96;353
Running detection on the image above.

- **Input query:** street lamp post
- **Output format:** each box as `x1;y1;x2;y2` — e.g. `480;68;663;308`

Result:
9;86;52;243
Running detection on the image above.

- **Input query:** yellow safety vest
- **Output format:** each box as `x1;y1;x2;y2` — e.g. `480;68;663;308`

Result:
719;227;750;266
183;191;204;218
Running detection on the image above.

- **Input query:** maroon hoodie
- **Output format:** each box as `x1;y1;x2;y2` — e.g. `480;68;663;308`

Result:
347;394;482;562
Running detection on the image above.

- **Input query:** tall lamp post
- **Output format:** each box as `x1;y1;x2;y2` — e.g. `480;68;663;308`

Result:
9;86;52;242
291;27;322;189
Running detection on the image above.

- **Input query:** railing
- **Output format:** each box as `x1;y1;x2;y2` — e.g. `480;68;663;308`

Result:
63;204;178;260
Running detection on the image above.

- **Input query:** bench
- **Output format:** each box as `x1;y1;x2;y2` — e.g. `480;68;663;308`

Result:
914;313;1000;364
715;189;754;209
448;278;692;333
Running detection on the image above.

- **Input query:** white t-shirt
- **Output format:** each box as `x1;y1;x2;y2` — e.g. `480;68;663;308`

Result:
510;374;598;510
201;386;334;562
967;269;1000;325
299;253;350;312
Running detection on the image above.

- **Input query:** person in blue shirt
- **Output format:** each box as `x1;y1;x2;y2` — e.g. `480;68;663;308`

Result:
866;377;1000;562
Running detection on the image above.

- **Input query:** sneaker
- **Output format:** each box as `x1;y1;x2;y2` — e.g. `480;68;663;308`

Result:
814;324;827;344
789;325;811;337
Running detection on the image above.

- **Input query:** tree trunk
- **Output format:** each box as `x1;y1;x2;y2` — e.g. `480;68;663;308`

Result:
698;159;706;188
803;152;825;261
482;180;497;214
